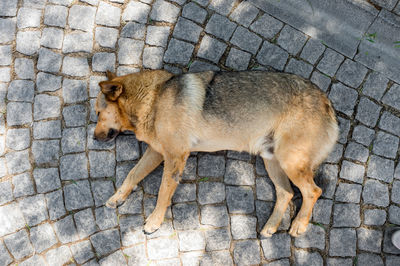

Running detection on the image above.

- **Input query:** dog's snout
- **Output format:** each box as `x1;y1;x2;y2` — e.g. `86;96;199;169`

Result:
93;134;98;141
107;128;117;139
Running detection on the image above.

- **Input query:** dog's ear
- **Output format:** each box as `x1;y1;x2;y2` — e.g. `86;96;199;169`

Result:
106;70;116;80
99;81;123;101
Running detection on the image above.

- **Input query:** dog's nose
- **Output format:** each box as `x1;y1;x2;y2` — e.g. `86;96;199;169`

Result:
93;134;98;141
107;128;117;138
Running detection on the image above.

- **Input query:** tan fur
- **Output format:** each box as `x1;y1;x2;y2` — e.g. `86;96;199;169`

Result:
94;70;339;237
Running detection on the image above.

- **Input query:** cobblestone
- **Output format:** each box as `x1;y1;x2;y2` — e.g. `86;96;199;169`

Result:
182;2;207;24
64;180;94;211
317;48;344;76
33;168;61;193
95;27;118;48
41;27;64;49
234;240;260;265
30;223;58;253
46;190;66;220
19;194;48;226
32;139;60;164
90;229;121;256
257;41;289;71
74;208;97;239
329;228;356;257
6;128;30;151
333;203;361;227
14;58;35;80
367;154;395;183
44;5;68;27
37;47;62;73
12;173;34;198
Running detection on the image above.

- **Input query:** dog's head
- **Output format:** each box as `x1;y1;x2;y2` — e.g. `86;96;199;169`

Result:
94;71;126;141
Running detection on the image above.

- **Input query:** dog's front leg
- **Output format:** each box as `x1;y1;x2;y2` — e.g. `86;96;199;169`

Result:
144;152;189;234
106;146;163;208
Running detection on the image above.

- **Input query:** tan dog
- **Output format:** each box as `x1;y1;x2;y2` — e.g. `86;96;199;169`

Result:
94;70;338;237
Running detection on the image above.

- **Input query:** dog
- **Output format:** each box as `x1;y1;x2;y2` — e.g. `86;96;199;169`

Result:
94;69;338;237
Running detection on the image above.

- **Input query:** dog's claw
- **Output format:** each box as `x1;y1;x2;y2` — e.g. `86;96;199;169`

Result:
289;219;308;237
105;200;117;209
260;224;278;238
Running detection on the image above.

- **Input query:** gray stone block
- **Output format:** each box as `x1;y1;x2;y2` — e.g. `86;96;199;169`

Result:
49;0;74;6
205;14;237;41
356;97;382;127
143;46;164;69
352;125;375;146
198;182;225;204
62;79;88;104
92;52;116;72
64;180;94;211
367;154;394;183
182;2;207;24
357;254;383;266
145;25;170;47
362;71;388;101
294;250;323;266
150;0;180;23
383;227;400;254
261;233;291;259
4;229;34;260
91;229;121;256
5;150;31;174
312;199;333;224
256;177;275;201
14;58;35;79
96;1;121;27
205;228;231;251
382;84;400;111
285;58;313;79
95;206;118;230
392;180;400;204
364;209;386;226
229;1;259;27
179;230;205;251
250;13;283;40
37;48;62;73
53;215;79;243
234;240;261;265
255;156;268;176
173;17;202;43
0;19;16;44
357;228;382;253
197;35;227;64
70;240;95;264
89;151;115;178
19;255;46;266
33;168;61;193
231;215;257;239
17;7;41;28
198;154;225;177
63;31;93;53
379;111;400;137
60;153;88;180
189;60;220;72
123;244;148;265
19;194;48;226
36;72;62;92
89;76;106;98
231;26;262;55
0;203;25;237
389;205;400;225
201;205;229;227
317;48;344;76
164;38;194;65
119;215;145;246
333;203;361;227
118;38;144;65
68;5;96;31
62;56;90;77
329;228;356;257
95;27;118;48
63;104;87;127
373;131;399;159
147;237;179;260
226;186;254;214
29;223;57;253
0;45;11;66
339;160;364;184
324;144;343;163
329;83;358;116
336;59;368;88
7;80;34;102
172;202;199;230
45;246;72;266
44;5;68;27
335;183;362;203
0;67;10;82
301;38;326;64
45;190;66;220
99;250;127;265
33;120;61;139
74;208;97;239
200;250;233;266
12;173;34;198
362;178;389;207
91;180;115;207
209;0;235;15
32;140;60;164
257;41;289;71
16;31;41;55
6;128;30;151
344;141;369;162
173;183;196;203
122;1;150;23
224;159;255;186
118;189;142;215
338;116;351;144
225;48;251;70
0;0;17;16
0;180;13;205
277;25;307;55
41;27;64;49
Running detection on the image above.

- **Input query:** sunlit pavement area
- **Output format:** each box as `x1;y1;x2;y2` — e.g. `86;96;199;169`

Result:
1;0;400;265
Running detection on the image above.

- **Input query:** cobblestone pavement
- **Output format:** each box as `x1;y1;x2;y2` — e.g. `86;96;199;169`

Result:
1;0;400;265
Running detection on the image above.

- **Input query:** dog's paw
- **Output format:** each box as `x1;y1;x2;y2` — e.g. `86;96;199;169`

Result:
289;219;308;237
144;213;163;234
260;223;278;238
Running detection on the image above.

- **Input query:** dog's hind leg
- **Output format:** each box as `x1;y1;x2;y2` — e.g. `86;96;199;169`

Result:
260;157;294;237
144;152;189;234
106;146;163;208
